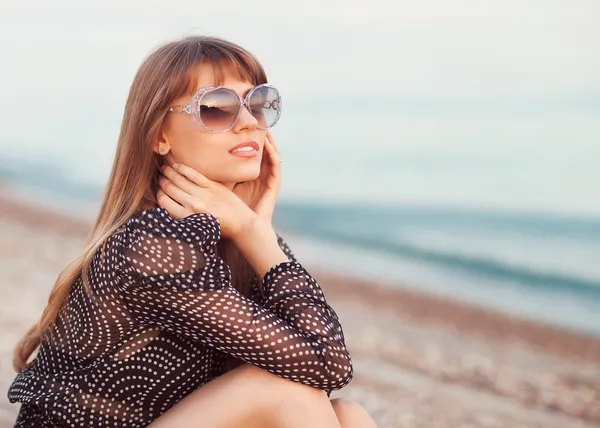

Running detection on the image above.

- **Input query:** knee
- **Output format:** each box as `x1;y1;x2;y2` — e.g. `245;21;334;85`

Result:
234;363;330;405
331;398;378;427
331;397;362;414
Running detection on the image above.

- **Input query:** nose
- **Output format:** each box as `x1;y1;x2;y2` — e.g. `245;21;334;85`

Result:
233;101;259;132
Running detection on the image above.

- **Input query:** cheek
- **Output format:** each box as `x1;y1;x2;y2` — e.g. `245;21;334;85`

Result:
167;127;265;181
169;126;218;166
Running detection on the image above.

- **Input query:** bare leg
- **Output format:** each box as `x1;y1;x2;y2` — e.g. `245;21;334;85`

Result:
148;363;342;428
331;398;379;428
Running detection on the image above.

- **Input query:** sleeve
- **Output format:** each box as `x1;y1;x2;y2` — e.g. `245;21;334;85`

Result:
276;232;299;263
274;232;339;398
118;208;353;392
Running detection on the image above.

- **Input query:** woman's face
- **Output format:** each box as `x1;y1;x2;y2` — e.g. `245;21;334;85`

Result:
156;62;267;189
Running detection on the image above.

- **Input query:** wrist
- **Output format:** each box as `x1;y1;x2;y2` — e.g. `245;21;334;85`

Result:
231;218;288;279
230;208;255;238
232;214;277;246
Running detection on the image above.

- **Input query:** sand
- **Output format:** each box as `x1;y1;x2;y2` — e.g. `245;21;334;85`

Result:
1;191;599;428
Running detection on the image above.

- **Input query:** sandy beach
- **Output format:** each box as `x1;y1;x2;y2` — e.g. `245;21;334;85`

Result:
1;191;599;428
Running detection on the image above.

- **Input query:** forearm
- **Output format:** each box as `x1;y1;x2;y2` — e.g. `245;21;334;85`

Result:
121;206;354;391
232;216;289;279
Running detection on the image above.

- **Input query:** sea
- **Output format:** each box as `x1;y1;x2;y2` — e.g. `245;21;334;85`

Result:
1;1;599;337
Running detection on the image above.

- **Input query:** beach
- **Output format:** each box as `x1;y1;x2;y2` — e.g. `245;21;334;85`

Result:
1;191;599;428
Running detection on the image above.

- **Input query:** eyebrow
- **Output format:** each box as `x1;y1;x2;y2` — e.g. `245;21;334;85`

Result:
195;85;255;97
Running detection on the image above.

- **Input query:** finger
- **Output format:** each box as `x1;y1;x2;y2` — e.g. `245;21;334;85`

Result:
173;163;213;188
267;137;281;168
266;131;280;155
264;137;281;181
266;131;281;155
156;189;190;219
161;165;198;195
164;152;177;167
158;174;195;208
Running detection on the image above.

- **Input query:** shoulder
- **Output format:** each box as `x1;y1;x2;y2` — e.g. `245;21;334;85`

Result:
113;207;228;285
118;207;222;249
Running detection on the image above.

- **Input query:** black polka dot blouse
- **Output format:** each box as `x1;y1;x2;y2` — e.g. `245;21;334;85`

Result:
7;207;353;427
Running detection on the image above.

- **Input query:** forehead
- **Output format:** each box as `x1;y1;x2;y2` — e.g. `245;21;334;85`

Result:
194;62;254;96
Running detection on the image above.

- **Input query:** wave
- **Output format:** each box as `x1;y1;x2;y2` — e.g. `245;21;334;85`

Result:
3;159;599;301
276;202;600;299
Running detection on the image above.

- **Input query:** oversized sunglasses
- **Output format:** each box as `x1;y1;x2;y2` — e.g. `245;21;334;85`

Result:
168;83;282;133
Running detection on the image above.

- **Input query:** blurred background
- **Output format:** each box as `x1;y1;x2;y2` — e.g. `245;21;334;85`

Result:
1;1;599;427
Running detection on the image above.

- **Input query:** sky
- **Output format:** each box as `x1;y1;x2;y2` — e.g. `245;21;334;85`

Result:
0;0;599;216
1;0;599;99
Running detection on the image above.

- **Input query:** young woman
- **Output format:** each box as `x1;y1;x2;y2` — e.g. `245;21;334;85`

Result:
7;36;378;427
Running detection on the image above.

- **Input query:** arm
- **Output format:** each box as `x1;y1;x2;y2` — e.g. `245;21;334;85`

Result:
231;216;288;280
247;232;297;304
119;207;353;392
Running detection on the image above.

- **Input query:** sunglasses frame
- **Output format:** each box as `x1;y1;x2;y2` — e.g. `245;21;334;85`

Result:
168;83;282;133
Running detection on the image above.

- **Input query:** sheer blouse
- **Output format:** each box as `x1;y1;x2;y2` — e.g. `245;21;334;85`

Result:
7;207;353;427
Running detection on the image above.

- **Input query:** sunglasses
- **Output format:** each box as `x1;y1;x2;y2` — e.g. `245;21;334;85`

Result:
168;83;282;133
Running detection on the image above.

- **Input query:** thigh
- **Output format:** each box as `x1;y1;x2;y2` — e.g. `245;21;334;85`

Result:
331;398;379;428
148;363;329;428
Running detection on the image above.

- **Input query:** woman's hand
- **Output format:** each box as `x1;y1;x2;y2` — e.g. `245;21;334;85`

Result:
233;131;282;224
156;161;256;239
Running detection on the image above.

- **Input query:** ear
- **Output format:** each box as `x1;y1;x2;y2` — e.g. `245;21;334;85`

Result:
153;127;171;156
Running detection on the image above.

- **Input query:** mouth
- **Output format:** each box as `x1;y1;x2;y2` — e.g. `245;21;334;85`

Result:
229;141;260;158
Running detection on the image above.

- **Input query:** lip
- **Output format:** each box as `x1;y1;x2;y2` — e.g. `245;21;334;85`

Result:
228;141;260;156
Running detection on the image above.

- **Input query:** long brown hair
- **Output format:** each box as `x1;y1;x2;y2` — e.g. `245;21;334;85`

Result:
13;36;268;372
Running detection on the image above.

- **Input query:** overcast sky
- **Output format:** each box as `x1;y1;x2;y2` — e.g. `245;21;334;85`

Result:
1;1;599;215
1;0;599;101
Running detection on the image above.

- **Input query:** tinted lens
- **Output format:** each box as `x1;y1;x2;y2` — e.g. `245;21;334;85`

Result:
248;86;281;129
198;88;240;131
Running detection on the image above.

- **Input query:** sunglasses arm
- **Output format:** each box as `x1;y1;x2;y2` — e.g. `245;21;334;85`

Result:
167;105;193;115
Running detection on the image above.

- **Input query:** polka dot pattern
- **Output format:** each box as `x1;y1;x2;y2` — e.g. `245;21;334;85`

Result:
7;207;353;427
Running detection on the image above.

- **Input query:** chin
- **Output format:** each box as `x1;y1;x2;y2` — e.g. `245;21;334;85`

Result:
221;166;261;184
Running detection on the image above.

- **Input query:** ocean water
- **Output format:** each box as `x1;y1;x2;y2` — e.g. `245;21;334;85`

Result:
2;98;600;337
275;202;600;336
1;1;599;336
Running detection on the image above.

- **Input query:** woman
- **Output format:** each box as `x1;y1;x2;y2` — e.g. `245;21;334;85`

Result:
7;36;378;427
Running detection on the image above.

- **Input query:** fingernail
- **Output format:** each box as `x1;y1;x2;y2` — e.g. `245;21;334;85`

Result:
160;165;166;172
173;163;180;170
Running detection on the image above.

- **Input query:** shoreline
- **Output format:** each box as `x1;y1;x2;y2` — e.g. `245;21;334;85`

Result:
314;268;600;365
2;190;599;364
1;190;599;427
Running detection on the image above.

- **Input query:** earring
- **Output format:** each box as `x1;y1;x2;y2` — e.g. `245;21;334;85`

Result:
160;147;165;153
